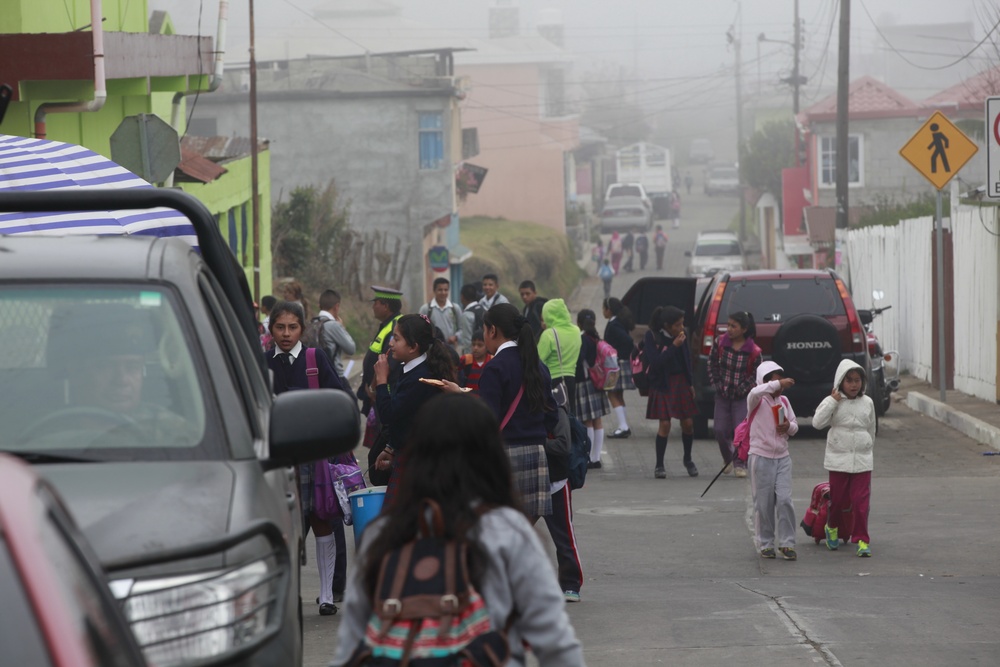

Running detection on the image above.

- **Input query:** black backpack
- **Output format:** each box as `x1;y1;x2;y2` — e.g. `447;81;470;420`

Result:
302;316;325;349
567;413;591;490
345;500;512;667
469;303;486;335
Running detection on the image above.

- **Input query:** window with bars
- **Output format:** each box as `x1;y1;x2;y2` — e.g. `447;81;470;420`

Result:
818;135;862;187
418;112;444;170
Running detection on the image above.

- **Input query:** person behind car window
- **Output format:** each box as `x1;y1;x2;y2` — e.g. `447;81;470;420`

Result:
644;306;698;479
603;298;636;439
747;361;799;561
332;393;584;667
267;299;354;617
708;311;761;478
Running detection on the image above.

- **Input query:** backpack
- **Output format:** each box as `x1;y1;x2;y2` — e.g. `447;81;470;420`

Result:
468;303;486;336
800;482;831;543
635;235;649;252
733;395;789;463
588;339;621;391
344;500;513;667
313;453;366;525
630;341;650;397
567;413;591;491
598;263;614;281
302;315;325;349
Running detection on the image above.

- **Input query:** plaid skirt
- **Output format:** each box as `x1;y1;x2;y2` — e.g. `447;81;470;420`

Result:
574;378;611;422
613;362;636;392
506;443;552;517
646;374;698;420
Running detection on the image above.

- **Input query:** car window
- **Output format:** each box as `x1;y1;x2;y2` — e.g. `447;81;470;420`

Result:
695;241;742;256
0;540;52;667
610;185;642;198
0;285;207;454
721;279;846;322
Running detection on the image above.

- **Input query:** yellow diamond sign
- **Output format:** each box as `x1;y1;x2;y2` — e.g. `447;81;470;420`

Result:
899;111;978;190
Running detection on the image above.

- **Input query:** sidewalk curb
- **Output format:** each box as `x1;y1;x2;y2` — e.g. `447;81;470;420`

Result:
906;391;1000;451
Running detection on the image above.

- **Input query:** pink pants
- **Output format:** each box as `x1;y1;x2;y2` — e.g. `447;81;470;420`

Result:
827;470;871;543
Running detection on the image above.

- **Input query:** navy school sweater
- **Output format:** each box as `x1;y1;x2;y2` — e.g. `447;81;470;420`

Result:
478;345;559;447
374;359;441;454
643;328;694;390
269;346;343;395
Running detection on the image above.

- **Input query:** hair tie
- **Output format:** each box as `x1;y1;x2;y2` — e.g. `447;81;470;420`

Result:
419;313;431;325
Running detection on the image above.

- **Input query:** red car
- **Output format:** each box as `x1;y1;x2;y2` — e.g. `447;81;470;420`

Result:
0;453;147;667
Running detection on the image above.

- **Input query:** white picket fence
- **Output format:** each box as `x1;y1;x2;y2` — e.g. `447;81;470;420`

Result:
845;205;999;402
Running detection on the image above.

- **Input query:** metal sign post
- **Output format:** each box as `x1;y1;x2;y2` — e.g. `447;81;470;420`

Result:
934;190;946;403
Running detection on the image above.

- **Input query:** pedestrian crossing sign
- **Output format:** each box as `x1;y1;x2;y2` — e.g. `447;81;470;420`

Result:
899;111;978;190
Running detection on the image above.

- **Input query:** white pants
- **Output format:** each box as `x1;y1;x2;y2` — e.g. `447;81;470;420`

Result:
749;454;796;549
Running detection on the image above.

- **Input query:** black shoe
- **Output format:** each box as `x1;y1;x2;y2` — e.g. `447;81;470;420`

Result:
608;428;632;439
319;602;338;616
587;460;602;469
684;461;699;477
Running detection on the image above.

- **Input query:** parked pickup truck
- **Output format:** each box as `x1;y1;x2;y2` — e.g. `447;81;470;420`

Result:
0;189;360;667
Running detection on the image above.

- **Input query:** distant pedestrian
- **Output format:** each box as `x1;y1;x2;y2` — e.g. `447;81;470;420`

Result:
479;273;511;310
519;279;548;341
654;225;668;270
419;277;463;351
282;280;309;320
668;190;682;229
259;294;277;351
458;283;485;354
316;289;357;381
603;297;636;439
811;359;876;557
707;311;761;478
684;172;693;195
622;230;635;272
634;232;650;271
598;259;615;299
644;306;698;479
458;330;493;394
574;309;611;468
607;232;623;274
747;361;799;561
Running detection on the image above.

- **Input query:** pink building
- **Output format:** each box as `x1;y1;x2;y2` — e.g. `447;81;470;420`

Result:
456;35;579;233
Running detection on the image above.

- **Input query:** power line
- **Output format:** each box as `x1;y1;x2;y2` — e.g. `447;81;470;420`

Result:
858;0;1000;71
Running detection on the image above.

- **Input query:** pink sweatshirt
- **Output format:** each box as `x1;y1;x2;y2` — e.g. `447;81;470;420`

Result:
746;360;799;459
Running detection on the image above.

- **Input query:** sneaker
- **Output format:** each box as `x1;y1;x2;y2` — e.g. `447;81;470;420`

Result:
734;467;748;478
684;460;699;477
587;460;602;469
722;462;733;475
780;547;797;561
608;428;632;439
857;540;871;557
654;466;666;479
563;590;581;603
760;548;776;559
824;524;839;551
319;602;338;616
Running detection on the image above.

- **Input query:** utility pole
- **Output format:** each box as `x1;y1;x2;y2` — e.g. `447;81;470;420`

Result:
835;0;850;230
729;25;746;242
249;0;261;303
792;0;801;114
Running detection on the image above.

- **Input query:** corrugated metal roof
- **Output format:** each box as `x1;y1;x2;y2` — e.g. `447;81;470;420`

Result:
180;136;269;162
175;145;227;183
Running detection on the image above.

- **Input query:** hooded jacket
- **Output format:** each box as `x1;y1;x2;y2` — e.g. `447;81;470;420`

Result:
537;299;581;380
747;360;799;459
812;359;876;473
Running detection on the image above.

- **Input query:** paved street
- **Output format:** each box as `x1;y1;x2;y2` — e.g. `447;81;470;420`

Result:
302;177;1000;666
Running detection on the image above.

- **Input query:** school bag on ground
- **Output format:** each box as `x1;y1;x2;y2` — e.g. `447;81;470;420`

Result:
588;339;621;391
567;413;591;490
800;482;831;543
344;499;514;667
630;341;650;397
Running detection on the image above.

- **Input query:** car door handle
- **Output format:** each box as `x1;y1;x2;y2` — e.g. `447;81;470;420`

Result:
286;492;297;510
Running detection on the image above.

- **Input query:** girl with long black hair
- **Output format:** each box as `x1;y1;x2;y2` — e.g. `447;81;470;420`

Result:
603;297;636;438
575;309;612;468
333;395;583;666
476;303;559;520
707;311;761;477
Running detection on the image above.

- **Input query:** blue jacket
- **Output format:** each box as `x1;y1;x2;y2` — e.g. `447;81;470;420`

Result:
375;359;440;453
478;345;559;447
643;329;693;390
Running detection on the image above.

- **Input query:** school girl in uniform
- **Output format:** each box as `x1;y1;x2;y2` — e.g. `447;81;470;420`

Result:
267;300;354;616
574;309;612;468
603;297;636;439
644;305;699;479
373;314;456;504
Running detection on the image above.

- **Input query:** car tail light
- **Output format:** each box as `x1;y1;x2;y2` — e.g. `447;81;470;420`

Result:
834;277;866;353
701;280;727;356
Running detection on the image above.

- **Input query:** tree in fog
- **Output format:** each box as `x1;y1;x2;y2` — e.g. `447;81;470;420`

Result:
739;119;795;201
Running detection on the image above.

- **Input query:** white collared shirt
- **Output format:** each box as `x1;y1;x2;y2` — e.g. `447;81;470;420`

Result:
496;340;518;355
279;341;304;361
403;353;428;373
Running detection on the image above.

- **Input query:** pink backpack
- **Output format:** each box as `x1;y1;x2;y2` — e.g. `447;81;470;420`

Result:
733;395;789;462
589;339;621;391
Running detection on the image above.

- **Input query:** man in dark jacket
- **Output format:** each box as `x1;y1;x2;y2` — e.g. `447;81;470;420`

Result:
634;232;650;271
622;231;635;272
519;280;548;341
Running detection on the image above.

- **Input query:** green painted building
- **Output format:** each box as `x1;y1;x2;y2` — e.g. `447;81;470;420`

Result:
0;0;272;299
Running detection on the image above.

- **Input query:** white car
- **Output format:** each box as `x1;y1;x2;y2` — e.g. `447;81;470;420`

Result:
605;182;652;211
685;231;746;277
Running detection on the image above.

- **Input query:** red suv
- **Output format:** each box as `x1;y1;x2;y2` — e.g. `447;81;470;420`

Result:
622;270;872;437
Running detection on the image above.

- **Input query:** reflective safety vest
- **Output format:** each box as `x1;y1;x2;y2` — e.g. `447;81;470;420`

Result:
369;314;402;354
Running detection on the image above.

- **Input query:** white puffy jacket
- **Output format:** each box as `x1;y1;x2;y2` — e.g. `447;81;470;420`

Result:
812;359;876;473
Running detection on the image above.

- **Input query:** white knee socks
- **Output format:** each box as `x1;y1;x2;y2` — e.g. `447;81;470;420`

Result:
315;533;336;605
614;406;629;432
592;428;605;462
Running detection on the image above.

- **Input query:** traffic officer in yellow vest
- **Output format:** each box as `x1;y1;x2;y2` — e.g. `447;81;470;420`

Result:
357;286;404;416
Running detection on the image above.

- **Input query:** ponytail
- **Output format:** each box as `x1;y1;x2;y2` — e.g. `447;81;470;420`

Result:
604;297;635;331
729;310;757;340
427;339;458;383
484;303;549;414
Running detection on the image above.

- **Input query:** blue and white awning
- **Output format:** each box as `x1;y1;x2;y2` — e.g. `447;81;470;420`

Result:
0;134;197;246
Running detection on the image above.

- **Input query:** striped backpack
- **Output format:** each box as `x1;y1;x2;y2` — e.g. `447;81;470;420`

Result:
344;500;512;667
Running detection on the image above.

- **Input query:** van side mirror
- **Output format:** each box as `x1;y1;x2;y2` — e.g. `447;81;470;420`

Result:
264;390;359;470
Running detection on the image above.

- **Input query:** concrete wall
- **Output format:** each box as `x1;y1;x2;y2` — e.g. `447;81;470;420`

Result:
193;91;456;306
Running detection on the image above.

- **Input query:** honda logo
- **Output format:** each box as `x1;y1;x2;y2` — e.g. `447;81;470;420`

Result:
786;341;833;350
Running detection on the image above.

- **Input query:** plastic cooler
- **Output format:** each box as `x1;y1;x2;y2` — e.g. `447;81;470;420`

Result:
348;486;386;545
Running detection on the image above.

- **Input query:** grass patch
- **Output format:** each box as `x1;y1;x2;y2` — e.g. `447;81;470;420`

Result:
460;217;584;299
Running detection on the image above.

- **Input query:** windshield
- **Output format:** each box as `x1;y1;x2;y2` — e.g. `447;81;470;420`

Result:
695;241;741;256
721;279;846;322
610;185;642;198
0;285;208;456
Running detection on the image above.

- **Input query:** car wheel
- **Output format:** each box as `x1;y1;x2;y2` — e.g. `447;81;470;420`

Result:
772;314;842;385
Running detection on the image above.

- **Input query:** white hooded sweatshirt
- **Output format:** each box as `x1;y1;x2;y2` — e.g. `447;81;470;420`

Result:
747;360;799;459
812;359;876;473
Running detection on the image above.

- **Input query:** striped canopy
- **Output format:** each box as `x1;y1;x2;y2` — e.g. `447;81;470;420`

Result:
0;134;197;246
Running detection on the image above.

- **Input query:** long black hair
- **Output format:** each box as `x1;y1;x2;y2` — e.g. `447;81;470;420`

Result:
728;310;757;340
394;314;457;382
362;394;520;594
577;309;599;339
649;305;685;342
268;300;306;333
604;297;635;331
483;303;548;414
